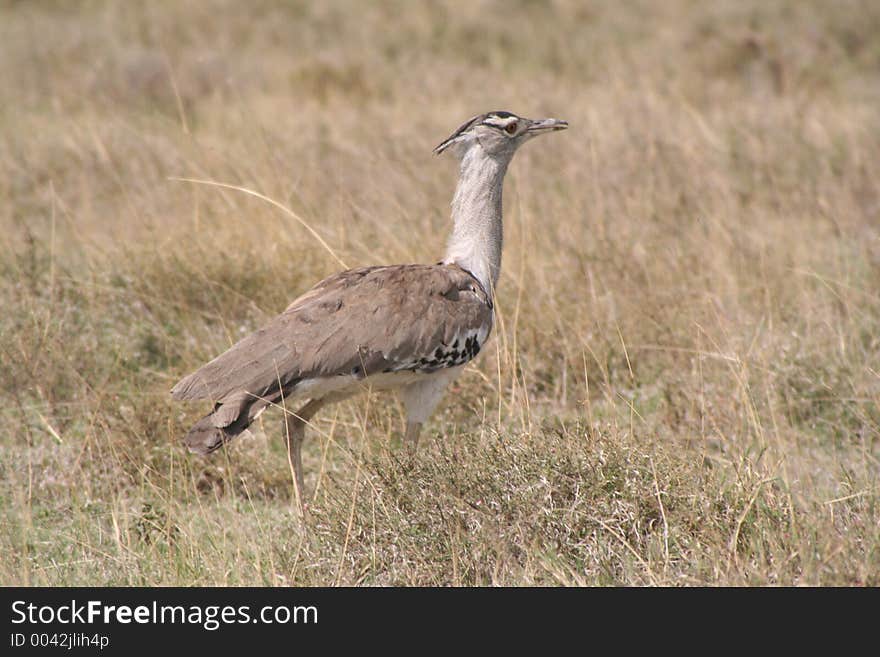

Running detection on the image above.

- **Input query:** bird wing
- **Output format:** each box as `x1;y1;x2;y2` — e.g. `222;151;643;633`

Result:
170;264;493;404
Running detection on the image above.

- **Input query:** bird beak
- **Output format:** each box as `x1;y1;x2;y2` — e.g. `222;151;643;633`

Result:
525;117;569;134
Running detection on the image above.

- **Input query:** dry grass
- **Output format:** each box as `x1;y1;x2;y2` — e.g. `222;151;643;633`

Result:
1;0;879;586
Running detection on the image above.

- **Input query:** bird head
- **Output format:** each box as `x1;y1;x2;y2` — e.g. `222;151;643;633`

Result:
433;110;568;159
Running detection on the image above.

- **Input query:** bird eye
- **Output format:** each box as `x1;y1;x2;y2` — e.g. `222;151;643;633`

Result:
505;122;518;135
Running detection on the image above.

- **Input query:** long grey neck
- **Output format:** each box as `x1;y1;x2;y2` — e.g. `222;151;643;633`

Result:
443;145;509;296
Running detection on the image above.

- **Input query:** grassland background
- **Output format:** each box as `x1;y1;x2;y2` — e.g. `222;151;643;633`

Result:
1;0;879;585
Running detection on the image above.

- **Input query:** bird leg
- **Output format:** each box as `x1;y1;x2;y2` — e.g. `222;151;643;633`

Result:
283;398;326;511
399;375;457;458
404;421;423;456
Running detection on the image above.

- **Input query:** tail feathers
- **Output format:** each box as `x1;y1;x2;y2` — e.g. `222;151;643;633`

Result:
184;415;228;455
182;392;277;455
184;407;251;456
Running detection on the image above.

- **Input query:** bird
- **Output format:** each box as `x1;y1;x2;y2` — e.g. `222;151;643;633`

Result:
171;110;568;505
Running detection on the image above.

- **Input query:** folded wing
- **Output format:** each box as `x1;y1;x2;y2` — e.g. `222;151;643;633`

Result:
171;263;493;406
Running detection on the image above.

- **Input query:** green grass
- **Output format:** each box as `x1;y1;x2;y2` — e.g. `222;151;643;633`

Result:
1;0;879;585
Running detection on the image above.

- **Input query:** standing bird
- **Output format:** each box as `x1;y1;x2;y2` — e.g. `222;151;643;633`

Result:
171;110;568;503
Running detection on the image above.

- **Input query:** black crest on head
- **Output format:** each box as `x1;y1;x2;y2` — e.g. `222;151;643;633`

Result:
433;111;520;154
433;114;482;154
